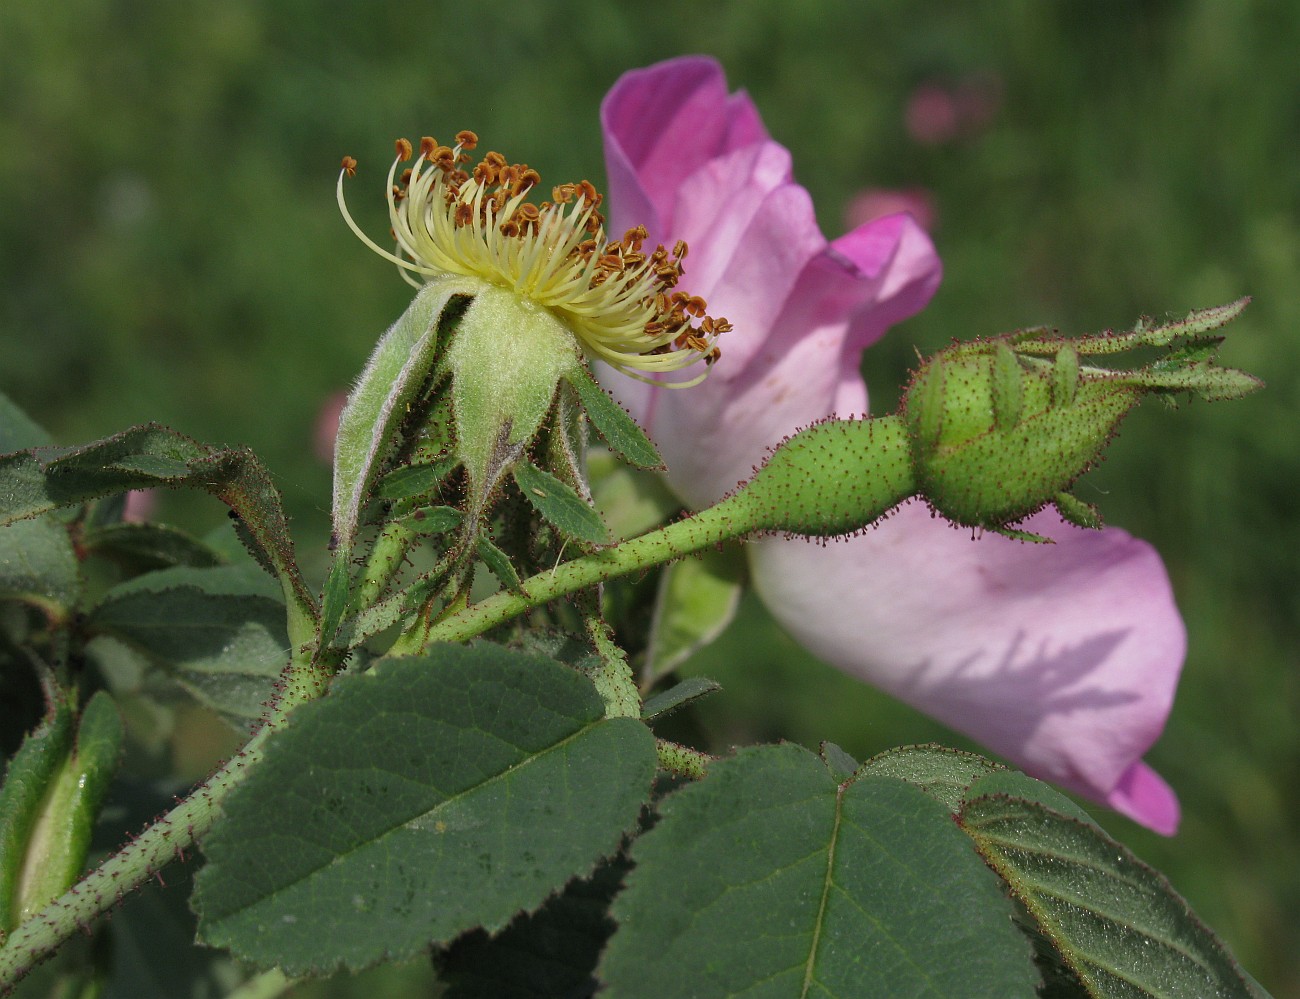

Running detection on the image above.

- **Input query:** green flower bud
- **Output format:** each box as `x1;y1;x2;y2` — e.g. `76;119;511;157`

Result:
444;286;583;508
903;299;1262;532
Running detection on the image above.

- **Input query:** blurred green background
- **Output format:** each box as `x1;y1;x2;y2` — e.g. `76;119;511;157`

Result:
2;1;1296;994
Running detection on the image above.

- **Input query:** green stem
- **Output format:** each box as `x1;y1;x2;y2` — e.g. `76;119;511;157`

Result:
0;644;336;990
425;488;764;644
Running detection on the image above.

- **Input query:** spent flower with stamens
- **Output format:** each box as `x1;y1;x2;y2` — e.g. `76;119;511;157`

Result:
338;132;727;385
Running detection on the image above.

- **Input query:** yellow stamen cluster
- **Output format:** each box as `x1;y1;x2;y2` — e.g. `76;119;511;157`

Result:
338;132;728;385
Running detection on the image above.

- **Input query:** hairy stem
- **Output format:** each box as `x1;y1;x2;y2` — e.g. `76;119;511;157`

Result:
427;416;915;645
425;488;766;644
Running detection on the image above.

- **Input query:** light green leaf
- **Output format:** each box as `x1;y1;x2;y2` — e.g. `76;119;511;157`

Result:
643;545;744;685
512;461;609;545
331;280;472;552
818;742;858;783
960;792;1269;998
0;703;74;935
600;743;1039;997
858;744;1005;813
397;505;463;535
193;646;657;975
374;457;459;501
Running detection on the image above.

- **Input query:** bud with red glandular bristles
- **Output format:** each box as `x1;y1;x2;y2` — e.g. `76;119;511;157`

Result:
903;298;1262;537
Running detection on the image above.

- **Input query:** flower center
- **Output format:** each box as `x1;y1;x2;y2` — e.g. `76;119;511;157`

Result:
338;132;728;385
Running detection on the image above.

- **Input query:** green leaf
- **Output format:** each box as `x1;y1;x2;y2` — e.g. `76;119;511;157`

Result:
640;676;721;722
643;545;744;685
81;521;224;572
435;855;629;999
398;505;463;535
0;692;122;930
374;457;460;502
318;557;350;649
0;423;317;647
87;565;290;726
0;517;79;615
512;461;609;545
819;741;858;783
193;646;657;975
0;391;52;452
859;744;1005;813
963;769;1096;827
476;534;522;591
600;743;1039;997
566;368;663;470
960;792;1269;998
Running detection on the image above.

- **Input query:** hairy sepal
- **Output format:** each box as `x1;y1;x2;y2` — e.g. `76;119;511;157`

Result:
331;278;476;556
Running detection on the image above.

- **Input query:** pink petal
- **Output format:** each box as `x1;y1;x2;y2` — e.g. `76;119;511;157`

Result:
1105;762;1181;835
749;502;1184;833
602;56;767;242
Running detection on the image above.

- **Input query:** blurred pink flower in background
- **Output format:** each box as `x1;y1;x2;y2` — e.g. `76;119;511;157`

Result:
314;391;348;464
905;74;1003;145
600;55;1183;834
121;489;157;523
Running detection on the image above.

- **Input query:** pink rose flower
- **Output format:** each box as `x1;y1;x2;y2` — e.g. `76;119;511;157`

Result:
600;55;1183;834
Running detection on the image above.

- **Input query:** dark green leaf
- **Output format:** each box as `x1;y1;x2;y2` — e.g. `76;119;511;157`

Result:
600;743;1038;997
87;565;289;726
859;744;1005;813
512;462;609;545
193;646;657;975
566;369;663;470
640;677;721;722
0;424;316;644
436;855;629;999
81;522;223;572
0;517;79;614
960;793;1269;998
